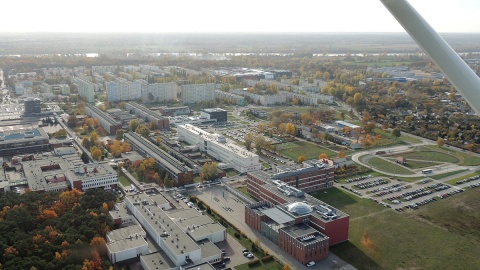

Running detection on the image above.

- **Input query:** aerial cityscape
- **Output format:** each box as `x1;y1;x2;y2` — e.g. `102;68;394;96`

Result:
0;1;480;270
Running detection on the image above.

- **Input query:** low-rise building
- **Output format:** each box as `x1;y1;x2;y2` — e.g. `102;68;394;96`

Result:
125;102;169;129
85;104;123;135
177;124;261;173
22;154;118;192
0;126;49;157
106;224;149;264
200;108;227;123
272;160;335;193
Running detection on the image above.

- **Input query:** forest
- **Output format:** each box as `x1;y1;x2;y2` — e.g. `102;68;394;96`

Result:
0;189;116;270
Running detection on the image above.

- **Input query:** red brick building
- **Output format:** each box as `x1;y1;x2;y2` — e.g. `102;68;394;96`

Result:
272;160;335;193
245;170;349;265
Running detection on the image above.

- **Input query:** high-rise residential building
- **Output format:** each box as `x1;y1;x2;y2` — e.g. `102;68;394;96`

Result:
181;83;215;104
75;78;96;103
141;83;177;103
106;79;144;102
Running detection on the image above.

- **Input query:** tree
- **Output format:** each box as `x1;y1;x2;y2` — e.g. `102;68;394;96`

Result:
338;151;346;158
254;136;267;153
67;115;78;127
437;138;445;147
284;264;290;270
200;162;218;181
115;129;124;140
319;153;328;160
244;133;254;151
392;128;401;139
91;148;103;161
285;123;296;136
135;125;150;137
298;156;307;164
129;119;140;132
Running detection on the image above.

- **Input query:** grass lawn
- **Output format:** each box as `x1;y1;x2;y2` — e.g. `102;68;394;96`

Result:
401;160;441;169
445;170;480;185
366;156;416;175
237;186;257;202
313;188;385;219
417;145;480;165
400;134;423;144
118;175;131;187
225;168;239;177
320;188;480;270
280;141;336;160
400;149;459;164
235;260;284;270
430;169;469;180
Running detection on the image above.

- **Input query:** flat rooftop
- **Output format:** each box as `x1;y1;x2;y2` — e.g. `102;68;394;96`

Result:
141;252;176;270
202;108;226;113
107;224;146;242
281;223;329;243
248;170;348;222
0;125;47;142
107;236;147;253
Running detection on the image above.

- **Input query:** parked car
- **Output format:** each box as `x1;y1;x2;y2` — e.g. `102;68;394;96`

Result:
307;261;316;267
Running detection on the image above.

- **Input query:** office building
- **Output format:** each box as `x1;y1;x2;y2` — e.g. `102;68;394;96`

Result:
158;106;191;117
272;160;335;193
0;125;49;156
125;102;170;129
124;132;193;185
245;171;349;265
124;193;225;267
200;108;227;123
85;104;123;135
177;124;260;173
23;154;118;192
24;98;42;115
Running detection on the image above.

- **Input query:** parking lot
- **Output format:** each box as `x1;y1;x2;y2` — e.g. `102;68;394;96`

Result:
337;172;480;211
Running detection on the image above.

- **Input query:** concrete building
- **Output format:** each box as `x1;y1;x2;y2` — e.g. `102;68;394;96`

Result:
141;83;177;103
231;89;286;106
0;126;49;156
181;84;215;105
177;124;260;173
24;98;42;115
109;202;134;226
124;132;193;186
200;108;227;123
75;78;96;103
125;102;170;129
92;65;117;75
22;154;118;192
215;90;245;106
106;224;149;264
53;147;77;156
158;106;191;117
124;193;225;267
271;160;335;193
85;104;123;135
106;79;144;102
246;171;349;247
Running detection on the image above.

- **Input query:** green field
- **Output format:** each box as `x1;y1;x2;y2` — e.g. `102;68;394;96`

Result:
416;145;480;165
365;156;416;175
385;158;441;169
430;169;469;180
317;188;480;270
280;141;336;161
399;150;459;163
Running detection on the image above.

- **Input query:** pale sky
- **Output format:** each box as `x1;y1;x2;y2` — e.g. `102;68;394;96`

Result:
1;0;479;33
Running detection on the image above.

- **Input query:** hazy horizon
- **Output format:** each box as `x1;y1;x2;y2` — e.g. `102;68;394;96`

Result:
0;0;478;33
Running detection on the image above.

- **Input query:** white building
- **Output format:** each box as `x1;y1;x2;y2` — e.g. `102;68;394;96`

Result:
141;83;177;103
106;225;149;264
124;192;225;267
75;78;96;103
106;79;144;102
181;83;215;104
177;124;261;173
92;65;117;75
230;89;286;106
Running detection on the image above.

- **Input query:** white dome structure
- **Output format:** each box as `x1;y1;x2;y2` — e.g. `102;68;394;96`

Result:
286;202;313;215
